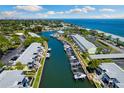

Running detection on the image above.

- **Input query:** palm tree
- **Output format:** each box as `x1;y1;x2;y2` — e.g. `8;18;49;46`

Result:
88;59;100;69
81;52;89;59
107;35;112;40
116;38;120;46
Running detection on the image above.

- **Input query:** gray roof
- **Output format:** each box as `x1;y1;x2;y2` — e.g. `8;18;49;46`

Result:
16;42;42;64
116;83;124;88
0;70;24;88
99;63;124;88
28;32;40;38
90;53;124;59
71;34;96;51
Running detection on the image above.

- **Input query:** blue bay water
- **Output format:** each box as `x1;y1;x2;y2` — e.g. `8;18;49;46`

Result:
63;19;124;37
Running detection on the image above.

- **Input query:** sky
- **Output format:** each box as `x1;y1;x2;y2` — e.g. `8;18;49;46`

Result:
0;5;124;19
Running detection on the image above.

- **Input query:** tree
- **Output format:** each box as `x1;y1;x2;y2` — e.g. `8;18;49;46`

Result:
88;59;100;69
10;34;21;45
81;52;89;59
116;38;120;46
97;47;103;54
0;49;3;58
0;35;11;52
23;36;47;47
15;62;25;70
0;60;4;68
32;26;43;33
107;35;112;40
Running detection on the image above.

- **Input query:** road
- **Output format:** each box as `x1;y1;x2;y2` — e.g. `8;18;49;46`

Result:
1;44;24;65
98;39;124;53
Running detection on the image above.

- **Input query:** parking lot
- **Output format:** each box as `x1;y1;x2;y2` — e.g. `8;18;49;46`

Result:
1;44;25;65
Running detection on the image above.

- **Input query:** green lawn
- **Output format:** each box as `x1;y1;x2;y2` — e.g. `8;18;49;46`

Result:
32;57;45;88
94;82;102;88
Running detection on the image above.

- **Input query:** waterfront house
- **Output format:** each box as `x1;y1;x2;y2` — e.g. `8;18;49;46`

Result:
71;34;97;54
97;63;124;88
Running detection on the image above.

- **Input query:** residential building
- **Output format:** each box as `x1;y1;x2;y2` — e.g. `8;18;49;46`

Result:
97;63;124;88
15;42;44;69
71;34;97;54
0;70;29;88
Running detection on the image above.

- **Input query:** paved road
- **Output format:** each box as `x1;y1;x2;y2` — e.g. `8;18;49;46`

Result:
98;39;124;53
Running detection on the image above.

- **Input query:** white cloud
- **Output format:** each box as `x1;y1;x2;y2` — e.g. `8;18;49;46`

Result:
65;6;95;14
82;6;96;13
47;11;56;15
103;14;124;18
15;5;43;12
99;8;115;12
36;13;48;18
82;14;124;19
1;11;17;17
66;8;82;14
56;11;64;14
0;11;23;19
47;11;65;15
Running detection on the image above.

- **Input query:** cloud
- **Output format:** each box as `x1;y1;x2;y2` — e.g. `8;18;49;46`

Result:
36;13;48;18
56;11;64;14
0;11;23;19
102;14;124;18
66;8;82;14
82;6;96;13
65;6;95;14
99;8;115;12
15;5;43;12
47;11;56;15
83;14;124;19
1;11;17;17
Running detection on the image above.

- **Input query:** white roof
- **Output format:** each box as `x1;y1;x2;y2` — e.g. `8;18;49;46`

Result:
28;32;40;38
57;30;64;34
0;70;24;88
99;63;124;88
90;53;124;59
72;34;96;50
16;42;42;64
15;33;24;36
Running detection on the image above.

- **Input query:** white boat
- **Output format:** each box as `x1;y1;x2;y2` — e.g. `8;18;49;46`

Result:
74;72;86;80
48;48;51;52
46;53;50;58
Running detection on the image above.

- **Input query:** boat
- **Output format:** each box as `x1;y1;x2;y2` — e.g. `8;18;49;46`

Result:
48;48;51;52
74;72;86;80
46;53;50;58
64;41;86;80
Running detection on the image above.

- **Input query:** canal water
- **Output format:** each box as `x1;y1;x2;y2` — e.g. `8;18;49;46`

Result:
39;32;95;88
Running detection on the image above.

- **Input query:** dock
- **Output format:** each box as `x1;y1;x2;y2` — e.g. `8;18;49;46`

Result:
63;41;86;80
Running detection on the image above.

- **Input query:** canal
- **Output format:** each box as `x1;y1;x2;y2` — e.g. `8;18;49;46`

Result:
39;32;95;88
